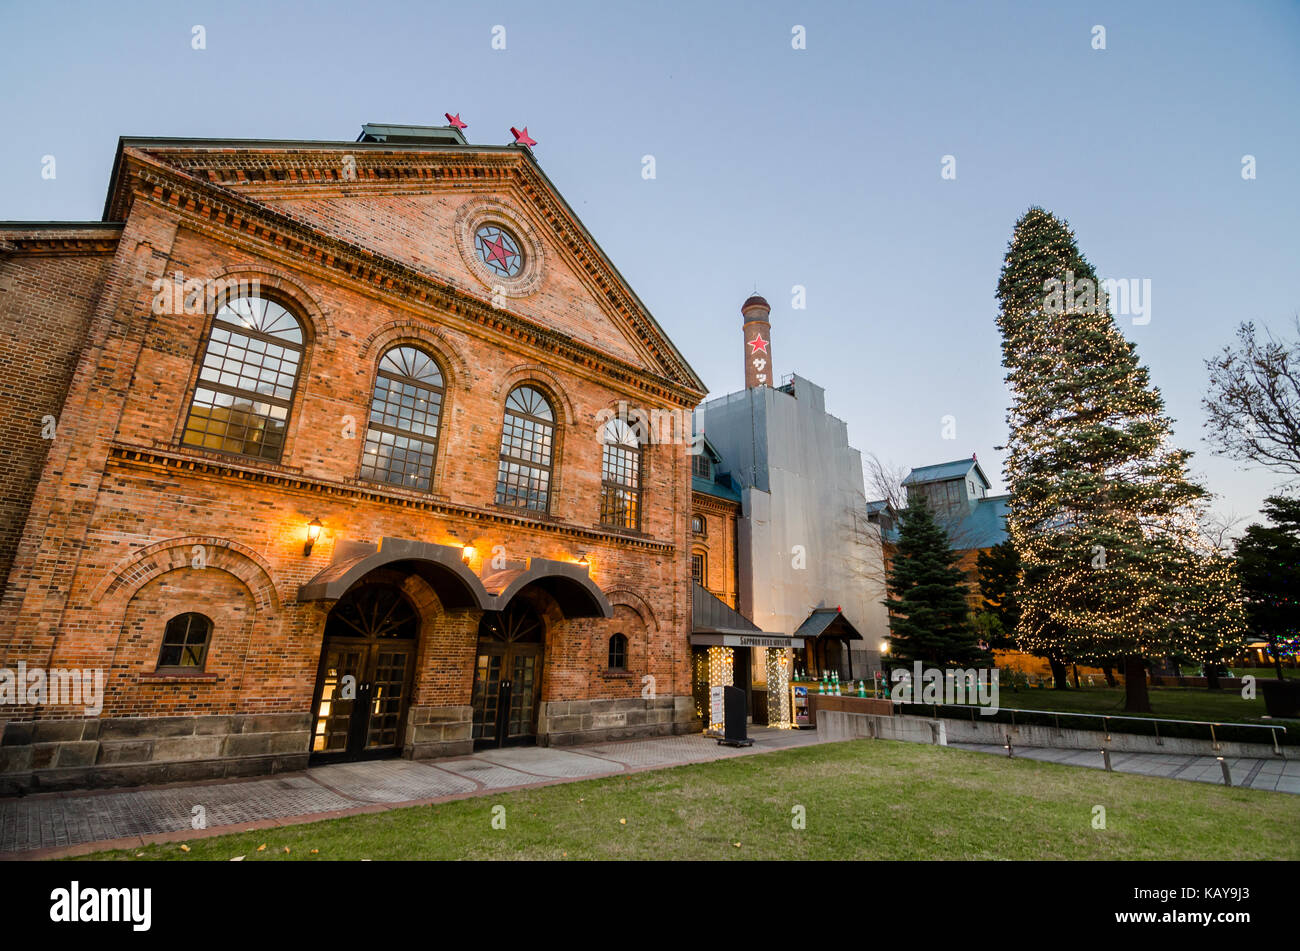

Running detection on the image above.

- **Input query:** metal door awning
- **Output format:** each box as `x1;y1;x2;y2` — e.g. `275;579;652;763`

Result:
689;583;801;647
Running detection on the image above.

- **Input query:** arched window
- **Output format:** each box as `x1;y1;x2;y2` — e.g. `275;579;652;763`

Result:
608;633;628;671
182;295;305;461
691;514;706;536
157;613;213;671
495;385;555;512
359;346;446;492
600;416;643;530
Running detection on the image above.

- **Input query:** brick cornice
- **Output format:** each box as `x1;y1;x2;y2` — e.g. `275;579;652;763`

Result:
110;146;705;405
0;233;121;256
106;443;677;554
691;491;742;515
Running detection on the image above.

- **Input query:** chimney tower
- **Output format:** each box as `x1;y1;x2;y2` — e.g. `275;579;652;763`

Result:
742;293;772;388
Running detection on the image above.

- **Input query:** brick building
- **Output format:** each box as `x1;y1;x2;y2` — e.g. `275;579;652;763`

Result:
0;123;706;791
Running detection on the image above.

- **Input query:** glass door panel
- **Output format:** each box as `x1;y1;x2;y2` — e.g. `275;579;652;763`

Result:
313;646;365;753
472;654;504;741
366;647;414;750
507;654;537;740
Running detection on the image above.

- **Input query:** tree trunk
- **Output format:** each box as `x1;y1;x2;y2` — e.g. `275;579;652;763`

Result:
1101;663;1117;687
1072;664;1081;689
1123;655;1152;713
1048;655;1069;690
1206;666;1222;690
1269;635;1286;681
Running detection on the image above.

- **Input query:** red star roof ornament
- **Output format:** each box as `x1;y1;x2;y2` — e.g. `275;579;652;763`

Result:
748;333;769;355
445;113;468;130
511;126;537;148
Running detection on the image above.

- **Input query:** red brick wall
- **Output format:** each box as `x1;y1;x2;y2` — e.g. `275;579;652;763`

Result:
690;493;740;609
0;248;112;595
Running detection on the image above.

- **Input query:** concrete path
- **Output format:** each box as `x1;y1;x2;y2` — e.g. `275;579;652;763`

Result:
949;741;1300;793
0;727;822;859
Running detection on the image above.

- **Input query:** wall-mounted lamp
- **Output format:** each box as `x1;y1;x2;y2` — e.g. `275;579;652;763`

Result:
462;544;476;565
577;553;589;568
879;640;890;655
304;518;322;557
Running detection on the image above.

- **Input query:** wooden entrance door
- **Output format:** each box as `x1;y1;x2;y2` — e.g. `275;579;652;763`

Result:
310;584;419;763
471;604;544;748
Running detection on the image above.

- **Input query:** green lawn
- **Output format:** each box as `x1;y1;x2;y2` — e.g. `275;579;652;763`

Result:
1230;667;1297;680
76;740;1299;861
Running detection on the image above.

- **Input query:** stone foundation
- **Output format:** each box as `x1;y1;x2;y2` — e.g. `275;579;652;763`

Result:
402;704;474;759
538;695;695;747
0;712;311;794
0;696;703;794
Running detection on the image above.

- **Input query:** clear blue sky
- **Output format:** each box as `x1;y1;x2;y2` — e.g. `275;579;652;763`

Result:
2;0;1296;526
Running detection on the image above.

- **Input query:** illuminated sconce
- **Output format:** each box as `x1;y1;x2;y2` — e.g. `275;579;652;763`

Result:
879;639;890;654
577;552;589;568
304;518;322;557
462;544;476;565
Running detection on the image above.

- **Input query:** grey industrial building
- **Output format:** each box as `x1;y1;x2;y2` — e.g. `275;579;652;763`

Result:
694;296;889;684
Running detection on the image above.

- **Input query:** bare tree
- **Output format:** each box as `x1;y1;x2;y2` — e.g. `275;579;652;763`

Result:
1198;507;1245;556
1204;319;1300;476
864;452;908;510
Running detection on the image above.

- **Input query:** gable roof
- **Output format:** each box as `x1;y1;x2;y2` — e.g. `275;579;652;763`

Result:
901;457;991;488
98;131;706;398
794;608;864;641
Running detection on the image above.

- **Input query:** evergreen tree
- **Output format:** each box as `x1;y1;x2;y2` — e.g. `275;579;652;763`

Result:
1235;495;1300;680
975;539;1020;649
995;207;1245;712
884;499;986;667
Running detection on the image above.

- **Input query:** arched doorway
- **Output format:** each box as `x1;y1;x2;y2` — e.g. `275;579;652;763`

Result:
309;583;420;763
471;602;545;748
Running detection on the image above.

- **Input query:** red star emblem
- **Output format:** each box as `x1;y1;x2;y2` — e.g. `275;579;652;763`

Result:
748;333;769;355
445;112;468;130
511;126;537;147
482;235;515;270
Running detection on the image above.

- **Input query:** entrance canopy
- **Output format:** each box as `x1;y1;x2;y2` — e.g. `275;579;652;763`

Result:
297;537;611;617
688;583;799;648
480;556;612;619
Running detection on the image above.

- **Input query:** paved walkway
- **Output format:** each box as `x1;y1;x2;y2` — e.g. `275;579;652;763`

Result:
949;741;1300;793
0;728;822;858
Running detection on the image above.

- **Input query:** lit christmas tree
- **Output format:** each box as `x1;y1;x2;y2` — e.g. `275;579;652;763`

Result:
995;207;1246;712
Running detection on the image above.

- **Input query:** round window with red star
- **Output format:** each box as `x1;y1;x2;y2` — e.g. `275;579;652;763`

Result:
474;224;523;278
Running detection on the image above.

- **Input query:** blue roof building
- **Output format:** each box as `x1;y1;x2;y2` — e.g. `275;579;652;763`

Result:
880;456;1011;552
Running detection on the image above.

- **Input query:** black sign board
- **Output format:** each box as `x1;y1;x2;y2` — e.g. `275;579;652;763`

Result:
718;685;753;747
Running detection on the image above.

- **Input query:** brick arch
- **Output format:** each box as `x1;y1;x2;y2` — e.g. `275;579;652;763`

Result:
356;320;470;391
492;365;576;428
91;536;281;615
603;587;659;633
209;264;334;344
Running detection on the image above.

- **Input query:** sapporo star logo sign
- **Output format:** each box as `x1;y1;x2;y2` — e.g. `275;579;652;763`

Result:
748;333;769;355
